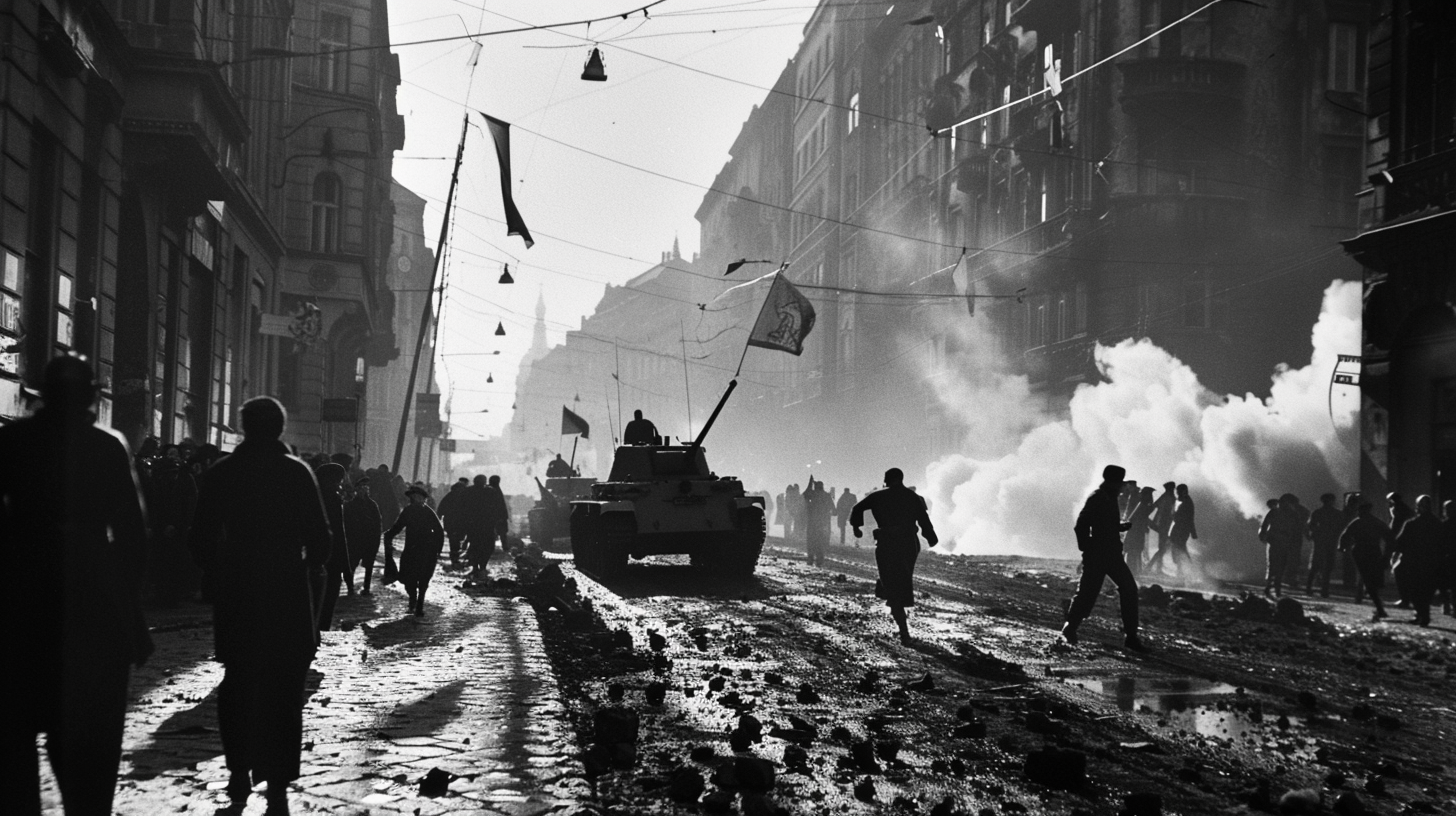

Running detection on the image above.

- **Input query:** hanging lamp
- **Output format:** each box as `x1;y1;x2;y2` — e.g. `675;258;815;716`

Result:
581;47;607;82
495;322;506;336
487;374;494;383
499;264;514;284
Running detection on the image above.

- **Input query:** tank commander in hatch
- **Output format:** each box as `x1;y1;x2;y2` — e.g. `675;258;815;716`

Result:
623;409;660;446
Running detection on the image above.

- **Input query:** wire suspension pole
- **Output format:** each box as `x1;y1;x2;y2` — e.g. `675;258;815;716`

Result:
392;113;469;476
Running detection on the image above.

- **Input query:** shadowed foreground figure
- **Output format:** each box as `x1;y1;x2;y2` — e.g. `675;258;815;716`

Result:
2;355;153;816
1063;464;1142;650
1340;501;1392;622
851;468;937;645
189;397;332;814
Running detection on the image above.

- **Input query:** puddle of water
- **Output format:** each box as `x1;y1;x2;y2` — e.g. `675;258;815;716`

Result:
1065;676;1298;740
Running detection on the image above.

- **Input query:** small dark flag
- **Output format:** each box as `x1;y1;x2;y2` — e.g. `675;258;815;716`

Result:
561;406;590;439
725;259;748;275
747;271;816;356
480;113;535;249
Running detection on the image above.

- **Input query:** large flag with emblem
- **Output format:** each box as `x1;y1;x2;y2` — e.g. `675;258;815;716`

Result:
746;270;816;356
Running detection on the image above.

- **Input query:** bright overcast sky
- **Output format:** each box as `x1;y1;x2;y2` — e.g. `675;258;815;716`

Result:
389;0;817;439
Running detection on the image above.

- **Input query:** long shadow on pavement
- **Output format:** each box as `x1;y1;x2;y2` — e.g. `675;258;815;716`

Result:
588;562;786;601
377;679;469;737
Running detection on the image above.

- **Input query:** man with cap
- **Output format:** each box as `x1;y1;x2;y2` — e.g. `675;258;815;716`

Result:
1062;465;1143;650
385;484;446;615
2;355;152;815
188;396;332;811
850;468;938;645
344;477;383;595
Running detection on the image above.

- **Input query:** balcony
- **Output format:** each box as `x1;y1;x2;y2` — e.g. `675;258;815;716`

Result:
954;144;996;193
1118;58;1245;120
1379;148;1456;224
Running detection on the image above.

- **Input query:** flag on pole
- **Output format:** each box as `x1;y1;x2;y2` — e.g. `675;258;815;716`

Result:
480;113;535;249
561;405;590;439
950;251;975;317
747;269;816;356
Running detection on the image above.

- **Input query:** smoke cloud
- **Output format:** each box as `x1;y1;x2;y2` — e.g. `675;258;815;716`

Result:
924;280;1361;580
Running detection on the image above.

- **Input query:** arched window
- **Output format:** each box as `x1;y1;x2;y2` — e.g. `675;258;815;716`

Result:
311;173;340;252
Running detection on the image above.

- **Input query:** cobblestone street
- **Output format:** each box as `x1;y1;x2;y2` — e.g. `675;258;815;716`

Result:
39;561;586;816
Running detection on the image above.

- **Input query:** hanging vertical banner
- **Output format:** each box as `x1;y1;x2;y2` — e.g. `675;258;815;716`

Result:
479;112;535;249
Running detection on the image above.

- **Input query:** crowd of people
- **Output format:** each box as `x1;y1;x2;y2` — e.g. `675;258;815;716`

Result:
774;480;862;559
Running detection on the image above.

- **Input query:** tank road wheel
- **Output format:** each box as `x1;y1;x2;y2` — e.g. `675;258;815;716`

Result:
597;513;634;578
726;506;765;578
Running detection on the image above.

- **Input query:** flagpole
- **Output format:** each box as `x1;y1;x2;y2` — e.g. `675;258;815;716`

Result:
736;263;787;377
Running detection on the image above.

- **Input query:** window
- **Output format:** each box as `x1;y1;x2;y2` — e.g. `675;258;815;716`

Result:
311;173;341;252
1328;22;1359;93
847;92;860;133
318;12;350;93
355;356;366;384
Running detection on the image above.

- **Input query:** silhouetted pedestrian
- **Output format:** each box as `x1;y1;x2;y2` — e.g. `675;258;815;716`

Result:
188;397;332;812
1123;485;1155;576
147;452;198;606
1260;497;1301;597
851;468;938;646
1145;481;1177;574
385;484;445;615
1305;493;1343;596
373;465;402;532
836;487;858;545
1283;494;1310;585
546;454;573;477
1340;502;1392;621
345;478;383;595
1391;495;1441;626
1387;492;1415;607
314;463;351;632
783;482;801;540
1061;465;1142;650
436;479;468;569
2;356;153;816
1166;483;1198;578
803;479;833;567
1441;500;1456;616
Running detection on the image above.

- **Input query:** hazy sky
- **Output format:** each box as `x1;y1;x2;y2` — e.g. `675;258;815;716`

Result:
388;0;820;439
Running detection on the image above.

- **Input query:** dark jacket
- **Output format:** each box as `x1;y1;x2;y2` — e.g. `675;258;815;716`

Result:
835;490;857;525
1169;495;1197;544
189;438;332;663
344;494;382;554
1392;511;1441;584
850;485;937;546
1307;504;1344;547
322;489;349;573
437;484;467;533
385;503;445;584
1074;484;1124;557
0;408;152;718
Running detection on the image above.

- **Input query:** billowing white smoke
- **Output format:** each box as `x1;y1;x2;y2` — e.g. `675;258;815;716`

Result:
924;280;1361;579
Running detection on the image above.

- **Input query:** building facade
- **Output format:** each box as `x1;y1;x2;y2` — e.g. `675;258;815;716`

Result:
0;0;405;455
1341;0;1456;508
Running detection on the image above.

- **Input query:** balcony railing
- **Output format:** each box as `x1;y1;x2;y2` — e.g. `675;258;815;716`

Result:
1380;148;1456;224
1119;58;1245;117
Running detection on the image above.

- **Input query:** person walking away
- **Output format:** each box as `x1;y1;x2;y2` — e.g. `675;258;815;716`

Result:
436;479;468;570
2;356;153;816
1145;481;1177;574
458;476;491;580
1442;500;1456;616
783;483;801;541
487;475;511;553
1342;493;1365;600
851;468;938;646
803;479;833;567
836;486;858;546
1166;483;1198;579
373;465;403;534
1283;494;1311;585
344;478;383;595
1340;502;1393;621
385;485;445;616
1390;495;1441;626
1259;497;1301;597
1061;465;1142;650
148;451;198;606
1305;493;1343;596
1123;486;1155;576
188;397;332;813
1387;492;1413;607
314;463;351;632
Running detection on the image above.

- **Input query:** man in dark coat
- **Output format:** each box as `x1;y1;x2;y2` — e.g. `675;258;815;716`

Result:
458;475;492;579
1305;493;1344;597
851;468;938;646
1259;496;1302;597
1144;481;1177;575
1166;483;1198;578
2;355;152;816
836;487;857;545
1391;495;1441;626
188;397;332;812
1340;502;1393;621
385;484;445;615
435;479;468;569
344;478;383;595
314;463;350;631
147;451;198;606
1062;465;1142;649
623;409;659;445
803;479;833;567
373;464;403;533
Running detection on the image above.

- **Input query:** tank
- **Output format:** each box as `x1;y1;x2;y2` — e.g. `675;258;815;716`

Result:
528;475;597;550
569;380;765;578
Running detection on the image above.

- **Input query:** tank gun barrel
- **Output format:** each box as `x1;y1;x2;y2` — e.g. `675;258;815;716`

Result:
689;378;737;452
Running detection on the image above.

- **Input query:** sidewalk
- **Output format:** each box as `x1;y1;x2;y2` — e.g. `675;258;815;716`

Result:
39;566;588;815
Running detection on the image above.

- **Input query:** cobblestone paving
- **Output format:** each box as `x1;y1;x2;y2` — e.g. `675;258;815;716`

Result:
39;563;587;815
